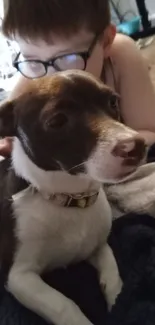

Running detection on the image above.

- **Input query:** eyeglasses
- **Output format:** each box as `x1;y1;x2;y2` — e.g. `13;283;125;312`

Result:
13;34;99;79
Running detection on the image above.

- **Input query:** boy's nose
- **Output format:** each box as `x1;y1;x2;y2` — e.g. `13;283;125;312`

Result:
112;136;146;166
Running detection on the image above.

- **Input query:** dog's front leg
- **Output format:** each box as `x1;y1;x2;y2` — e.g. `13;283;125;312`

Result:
89;243;122;310
8;265;93;325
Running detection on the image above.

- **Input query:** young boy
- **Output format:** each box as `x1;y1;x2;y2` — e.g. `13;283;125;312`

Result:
1;0;155;157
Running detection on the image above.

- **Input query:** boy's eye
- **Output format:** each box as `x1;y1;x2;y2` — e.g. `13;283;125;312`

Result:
54;54;85;70
17;60;46;78
27;62;42;72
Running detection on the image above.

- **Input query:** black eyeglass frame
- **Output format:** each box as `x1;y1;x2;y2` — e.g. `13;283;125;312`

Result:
13;34;99;79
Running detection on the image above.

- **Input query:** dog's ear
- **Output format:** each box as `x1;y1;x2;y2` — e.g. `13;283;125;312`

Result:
0;100;16;137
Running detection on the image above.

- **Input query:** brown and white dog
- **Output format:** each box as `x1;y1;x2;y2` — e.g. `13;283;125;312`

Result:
0;70;146;325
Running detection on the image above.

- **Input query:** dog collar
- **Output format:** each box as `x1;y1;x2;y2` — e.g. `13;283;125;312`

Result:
12;185;99;208
31;186;99;208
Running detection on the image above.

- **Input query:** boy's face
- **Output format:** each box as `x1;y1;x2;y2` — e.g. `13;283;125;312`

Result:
16;27;115;79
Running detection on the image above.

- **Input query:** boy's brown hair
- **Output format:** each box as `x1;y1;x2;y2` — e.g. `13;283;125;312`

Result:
2;0;110;41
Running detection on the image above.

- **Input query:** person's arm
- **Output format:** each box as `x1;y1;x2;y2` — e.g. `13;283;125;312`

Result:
112;34;155;146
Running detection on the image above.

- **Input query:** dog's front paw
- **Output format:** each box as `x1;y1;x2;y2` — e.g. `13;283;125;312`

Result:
101;275;123;311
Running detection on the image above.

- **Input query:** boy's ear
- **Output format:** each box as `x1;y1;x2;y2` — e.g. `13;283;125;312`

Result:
102;24;116;58
0;100;16;137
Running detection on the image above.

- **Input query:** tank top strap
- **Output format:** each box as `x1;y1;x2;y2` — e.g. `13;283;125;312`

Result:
101;57;118;92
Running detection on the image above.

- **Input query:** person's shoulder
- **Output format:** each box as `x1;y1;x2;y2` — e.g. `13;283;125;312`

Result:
111;33;139;61
110;33;145;78
112;33;136;47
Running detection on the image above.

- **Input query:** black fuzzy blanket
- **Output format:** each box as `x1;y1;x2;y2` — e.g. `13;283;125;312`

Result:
1;213;155;325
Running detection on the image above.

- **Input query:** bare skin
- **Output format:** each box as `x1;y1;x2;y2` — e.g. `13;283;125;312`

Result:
1;26;155;156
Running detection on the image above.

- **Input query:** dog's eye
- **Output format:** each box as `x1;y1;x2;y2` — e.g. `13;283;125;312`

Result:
110;95;118;109
45;113;68;130
109;95;120;121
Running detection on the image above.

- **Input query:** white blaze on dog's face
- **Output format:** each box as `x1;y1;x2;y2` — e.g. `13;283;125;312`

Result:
0;70;146;183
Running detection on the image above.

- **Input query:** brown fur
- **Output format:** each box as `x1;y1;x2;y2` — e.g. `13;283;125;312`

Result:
2;0;110;40
0;72;121;172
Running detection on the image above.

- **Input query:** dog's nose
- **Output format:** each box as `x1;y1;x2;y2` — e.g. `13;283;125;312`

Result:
112;136;146;166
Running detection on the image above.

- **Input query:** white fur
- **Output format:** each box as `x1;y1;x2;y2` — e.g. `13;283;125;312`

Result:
8;137;122;325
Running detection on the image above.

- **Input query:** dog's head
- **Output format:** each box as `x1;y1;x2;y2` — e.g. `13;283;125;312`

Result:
0;70;146;183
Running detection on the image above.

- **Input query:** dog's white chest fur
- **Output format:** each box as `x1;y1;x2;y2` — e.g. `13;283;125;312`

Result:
13;187;112;272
